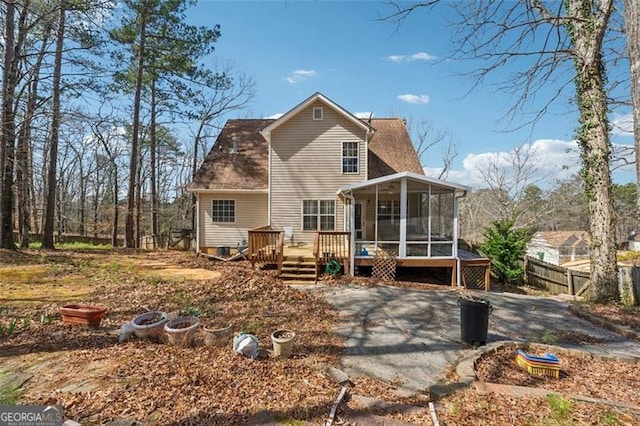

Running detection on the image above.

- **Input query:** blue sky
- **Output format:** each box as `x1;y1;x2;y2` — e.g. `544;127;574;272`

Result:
188;0;635;188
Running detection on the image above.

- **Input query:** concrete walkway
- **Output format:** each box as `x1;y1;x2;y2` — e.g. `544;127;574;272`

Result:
319;284;640;397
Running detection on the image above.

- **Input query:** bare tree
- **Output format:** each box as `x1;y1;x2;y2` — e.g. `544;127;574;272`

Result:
405;117;458;180
387;0;619;301
473;143;546;225
15;16;53;248
623;0;640;217
42;0;66;249
90;116;125;247
1;0;18;249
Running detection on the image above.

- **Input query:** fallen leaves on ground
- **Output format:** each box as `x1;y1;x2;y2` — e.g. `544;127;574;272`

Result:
580;303;640;331
1;250;344;424
435;389;640;425
2;249;639;425
475;344;640;406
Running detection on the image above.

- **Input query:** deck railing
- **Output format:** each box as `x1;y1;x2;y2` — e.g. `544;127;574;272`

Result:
248;226;284;272
313;231;351;278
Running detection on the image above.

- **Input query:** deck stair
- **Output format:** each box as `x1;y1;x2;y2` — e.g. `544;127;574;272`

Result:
280;256;317;284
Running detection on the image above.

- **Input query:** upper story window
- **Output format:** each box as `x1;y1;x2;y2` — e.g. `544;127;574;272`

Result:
212;199;235;223
342;141;359;173
313;107;323;120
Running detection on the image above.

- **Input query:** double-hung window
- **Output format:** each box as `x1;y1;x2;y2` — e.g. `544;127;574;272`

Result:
302;200;335;231
342;141;359;174
377;200;400;223
212;200;235;223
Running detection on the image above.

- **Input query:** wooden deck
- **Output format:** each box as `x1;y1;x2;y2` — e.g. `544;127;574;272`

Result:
282;244;315;259
354;257;458;285
247;228;491;290
282;247;490;290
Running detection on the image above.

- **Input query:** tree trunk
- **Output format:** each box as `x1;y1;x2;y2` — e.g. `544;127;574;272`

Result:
113;171;119;247
92;153;100;240
623;0;640;219
150;77;158;241
125;12;147;248
16;21;51;249
0;1;17;250
42;1;66;249
78;161;86;236
135;146;142;246
191;122;204;236
566;0;619;302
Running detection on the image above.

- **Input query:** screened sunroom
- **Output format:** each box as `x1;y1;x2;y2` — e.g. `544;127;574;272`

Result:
338;172;470;270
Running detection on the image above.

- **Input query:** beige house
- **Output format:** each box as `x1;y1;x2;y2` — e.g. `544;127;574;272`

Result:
188;93;474;283
527;231;590;265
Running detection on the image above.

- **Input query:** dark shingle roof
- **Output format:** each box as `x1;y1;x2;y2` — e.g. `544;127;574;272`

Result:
367;118;424;178
187;119;273;190
188;117;423;191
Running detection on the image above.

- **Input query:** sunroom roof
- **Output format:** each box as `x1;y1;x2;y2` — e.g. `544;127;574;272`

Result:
337;171;471;194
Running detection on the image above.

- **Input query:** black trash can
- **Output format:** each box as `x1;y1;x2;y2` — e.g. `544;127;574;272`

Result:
458;297;492;347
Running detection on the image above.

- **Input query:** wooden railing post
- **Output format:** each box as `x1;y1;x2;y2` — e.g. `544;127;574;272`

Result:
313;231;351;277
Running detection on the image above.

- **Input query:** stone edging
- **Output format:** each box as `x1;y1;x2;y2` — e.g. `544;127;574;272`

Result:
441;340;640;410
568;303;640;341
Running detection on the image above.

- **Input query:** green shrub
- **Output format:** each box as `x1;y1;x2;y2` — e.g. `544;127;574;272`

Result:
479;219;533;285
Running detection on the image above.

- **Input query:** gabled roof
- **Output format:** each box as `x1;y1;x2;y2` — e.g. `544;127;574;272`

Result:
532;231;590;248
187;119;273;191
368;118;424;178
260;92;370;142
188;94;429;192
338;171;471;194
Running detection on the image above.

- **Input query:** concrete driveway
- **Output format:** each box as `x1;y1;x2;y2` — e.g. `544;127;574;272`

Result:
319;284;640;396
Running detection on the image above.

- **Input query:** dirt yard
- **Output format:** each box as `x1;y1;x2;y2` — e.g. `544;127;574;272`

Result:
1;249;639;425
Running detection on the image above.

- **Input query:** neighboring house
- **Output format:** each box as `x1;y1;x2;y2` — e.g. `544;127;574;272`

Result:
628;232;640;251
187;92;472;283
527;231;590;265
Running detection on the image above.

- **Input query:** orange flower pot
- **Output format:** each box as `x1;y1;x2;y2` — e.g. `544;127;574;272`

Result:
60;304;107;328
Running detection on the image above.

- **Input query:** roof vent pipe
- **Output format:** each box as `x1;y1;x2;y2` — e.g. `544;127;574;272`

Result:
232;136;238;154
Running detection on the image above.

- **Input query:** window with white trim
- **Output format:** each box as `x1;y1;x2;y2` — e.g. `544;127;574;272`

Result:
212;199;235;223
377;200;400;223
302;199;335;231
342;141;359;173
313;107;323;120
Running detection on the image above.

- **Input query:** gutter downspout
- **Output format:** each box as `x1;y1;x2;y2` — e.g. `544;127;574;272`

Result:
195;193;200;255
453;190;467;286
341;189;356;276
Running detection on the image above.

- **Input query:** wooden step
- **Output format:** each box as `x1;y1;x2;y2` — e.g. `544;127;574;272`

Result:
283;256;316;263
284;280;320;286
280;272;317;280
281;266;316;273
282;261;316;268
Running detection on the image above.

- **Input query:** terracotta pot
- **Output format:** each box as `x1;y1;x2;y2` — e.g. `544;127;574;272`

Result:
202;322;232;347
164;316;200;346
131;311;168;340
60;304;107;328
271;329;297;358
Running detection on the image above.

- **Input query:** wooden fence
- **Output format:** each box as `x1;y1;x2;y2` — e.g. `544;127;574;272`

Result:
524;256;590;295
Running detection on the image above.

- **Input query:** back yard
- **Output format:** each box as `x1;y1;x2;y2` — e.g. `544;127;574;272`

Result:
1;249;639;425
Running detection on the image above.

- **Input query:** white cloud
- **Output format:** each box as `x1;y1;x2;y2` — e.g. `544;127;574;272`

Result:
398;94;430;105
354;111;373;119
611;113;633;136
428;138;635;188
265;113;284;119
387;52;437;63
429;139;581;189
285;69;317;84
